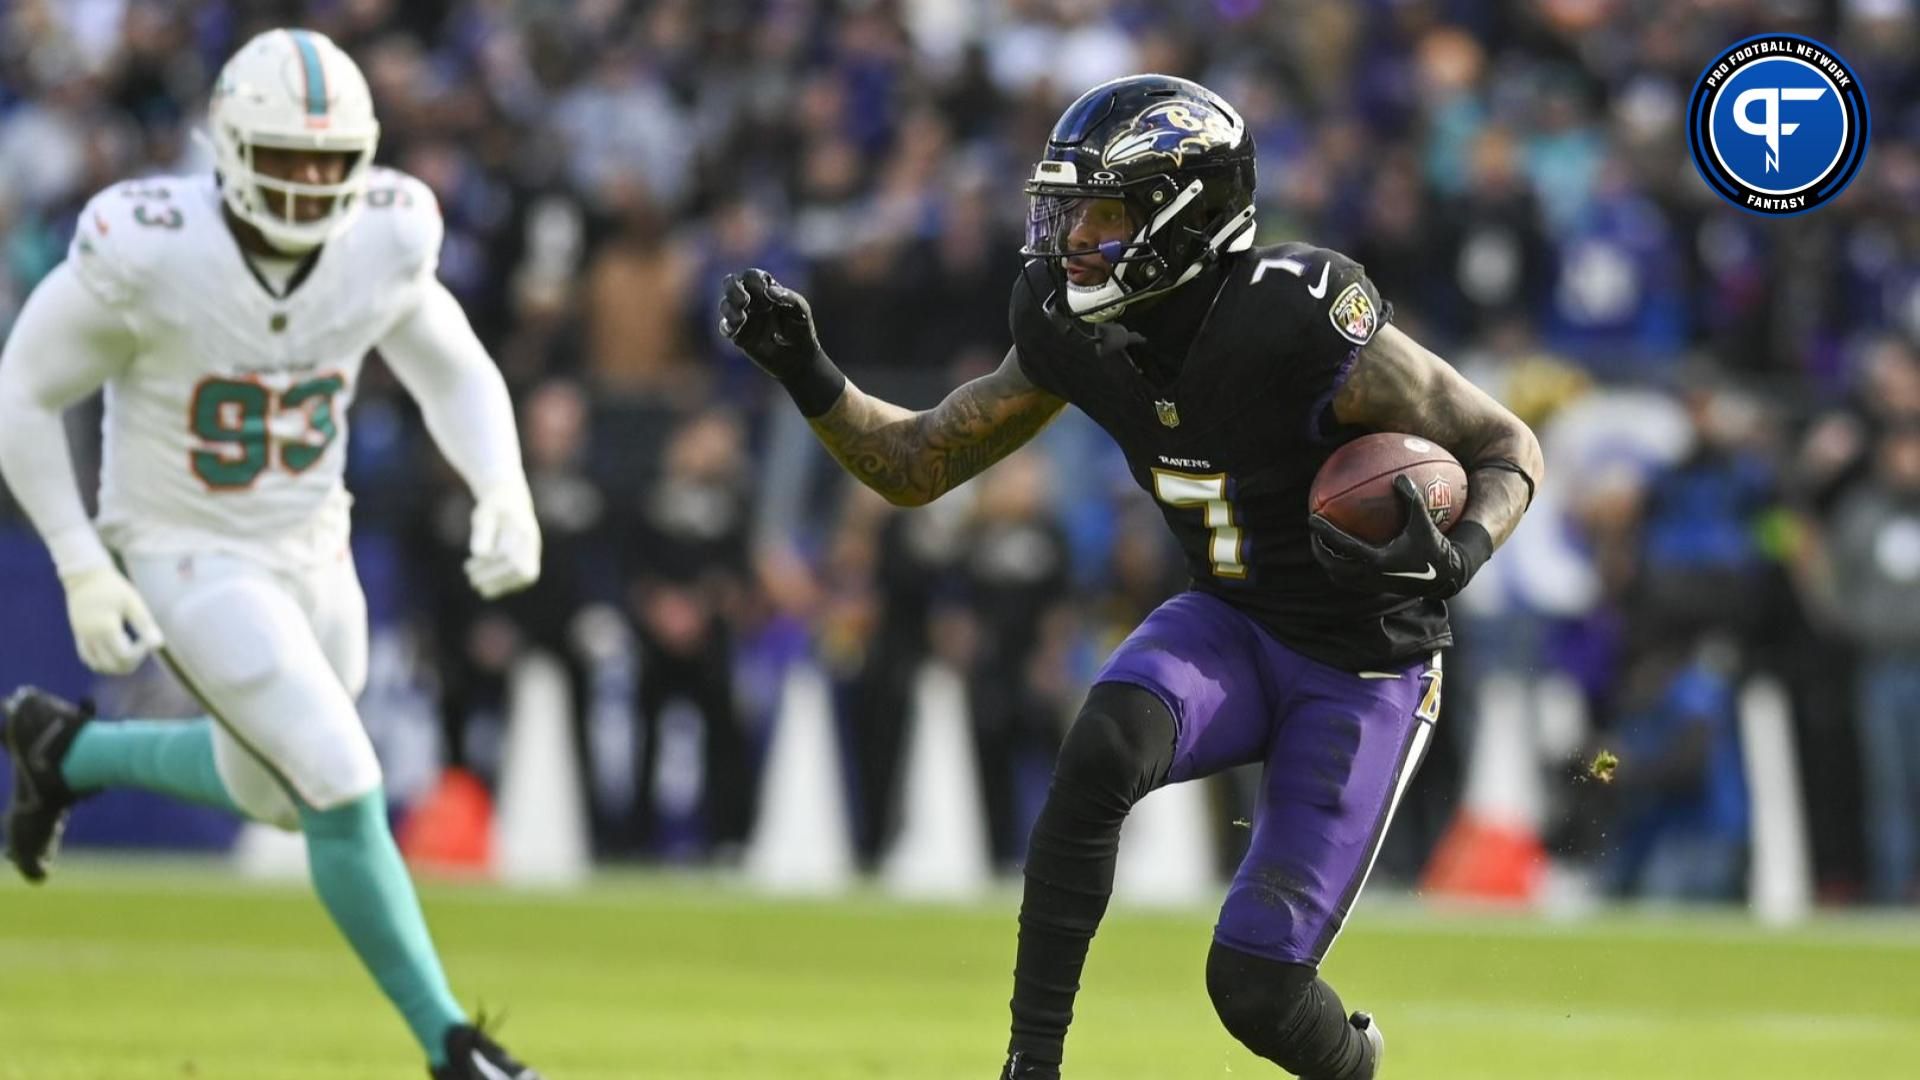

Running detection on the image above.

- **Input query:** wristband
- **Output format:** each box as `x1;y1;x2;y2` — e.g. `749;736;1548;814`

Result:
780;349;849;418
1449;520;1495;591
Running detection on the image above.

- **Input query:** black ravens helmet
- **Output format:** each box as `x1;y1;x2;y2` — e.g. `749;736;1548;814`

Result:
1022;74;1257;323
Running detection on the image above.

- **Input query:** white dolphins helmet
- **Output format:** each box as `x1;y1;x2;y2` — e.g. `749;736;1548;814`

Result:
207;29;380;253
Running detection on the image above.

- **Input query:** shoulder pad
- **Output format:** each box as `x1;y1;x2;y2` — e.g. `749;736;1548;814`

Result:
67;178;192;307
358;168;443;282
1241;242;1388;347
1007;262;1083;400
1008;261;1052;337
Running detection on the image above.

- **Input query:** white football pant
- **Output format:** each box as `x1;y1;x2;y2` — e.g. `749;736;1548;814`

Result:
124;550;380;828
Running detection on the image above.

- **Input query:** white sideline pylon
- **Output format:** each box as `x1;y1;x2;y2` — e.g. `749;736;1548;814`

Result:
745;662;856;894
495;651;593;888
232;821;309;880
1467;673;1547;827
881;661;992;900
1419;671;1551;905
1114;779;1216;907
1741;675;1812;925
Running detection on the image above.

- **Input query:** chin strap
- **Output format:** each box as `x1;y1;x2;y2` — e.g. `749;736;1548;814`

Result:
1219;204;1258;253
1171;203;1257;290
1072;195;1258;322
1145;180;1205;240
1090;321;1150;365
1067;183;1204;319
1061;157;1262;323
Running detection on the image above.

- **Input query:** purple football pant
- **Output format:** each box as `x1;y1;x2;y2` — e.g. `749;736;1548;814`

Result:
1095;591;1440;966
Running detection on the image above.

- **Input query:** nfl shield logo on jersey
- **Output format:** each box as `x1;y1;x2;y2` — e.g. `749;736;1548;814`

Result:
1328;282;1378;345
1154;399;1181;428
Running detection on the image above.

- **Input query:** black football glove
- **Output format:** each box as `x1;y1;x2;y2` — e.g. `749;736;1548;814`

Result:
1309;474;1494;599
718;268;846;416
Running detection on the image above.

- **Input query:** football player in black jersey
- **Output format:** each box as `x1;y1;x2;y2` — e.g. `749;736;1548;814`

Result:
719;74;1543;1080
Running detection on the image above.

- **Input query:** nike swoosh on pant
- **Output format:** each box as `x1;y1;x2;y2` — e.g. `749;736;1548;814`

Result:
1383;564;1437;580
1307;261;1331;299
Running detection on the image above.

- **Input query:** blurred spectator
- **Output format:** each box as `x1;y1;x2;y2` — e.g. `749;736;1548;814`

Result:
1826;424;1920;903
1795;338;1920;514
958;451;1076;867
987;0;1139;103
1586;632;1750;903
1631;378;1779;646
409;379;614;800
1426;128;1551;341
585;178;693;394
839;493;970;867
1090;505;1187;655
1543;156;1688;374
553;45;695;212
517;378;622;823
621;407;756;858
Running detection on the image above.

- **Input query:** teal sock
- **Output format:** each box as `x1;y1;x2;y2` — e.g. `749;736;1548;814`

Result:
300;791;467;1065
59;719;243;815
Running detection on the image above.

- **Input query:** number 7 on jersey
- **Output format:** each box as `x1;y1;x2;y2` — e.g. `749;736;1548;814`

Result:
1152;468;1247;579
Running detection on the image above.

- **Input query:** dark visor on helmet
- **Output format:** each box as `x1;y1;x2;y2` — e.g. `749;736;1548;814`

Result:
1022;193;1156;266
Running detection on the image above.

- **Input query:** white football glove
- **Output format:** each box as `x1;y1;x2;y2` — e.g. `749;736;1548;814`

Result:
466;483;542;600
61;565;164;676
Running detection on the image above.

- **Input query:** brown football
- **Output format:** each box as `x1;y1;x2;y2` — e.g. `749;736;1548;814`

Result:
1309;433;1468;544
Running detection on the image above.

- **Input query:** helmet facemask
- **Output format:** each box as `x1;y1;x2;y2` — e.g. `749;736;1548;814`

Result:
1019;75;1259;324
204;29;381;254
212;131;376;253
1024;166;1255;323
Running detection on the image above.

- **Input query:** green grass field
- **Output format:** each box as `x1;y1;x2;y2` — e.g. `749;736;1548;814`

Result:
0;864;1915;1079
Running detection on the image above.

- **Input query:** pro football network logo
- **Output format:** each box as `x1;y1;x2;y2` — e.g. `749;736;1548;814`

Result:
1687;34;1869;215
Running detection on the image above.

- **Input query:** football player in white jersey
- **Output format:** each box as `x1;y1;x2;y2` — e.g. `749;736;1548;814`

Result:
0;29;542;1080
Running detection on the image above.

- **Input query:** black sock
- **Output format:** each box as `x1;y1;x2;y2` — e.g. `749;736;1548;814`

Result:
1007;684;1176;1070
1206;943;1376;1080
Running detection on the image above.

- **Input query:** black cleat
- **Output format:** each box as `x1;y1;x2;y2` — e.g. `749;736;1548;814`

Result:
1350;1011;1386;1078
999;1051;1060;1080
2;687;92;883
430;1023;542;1080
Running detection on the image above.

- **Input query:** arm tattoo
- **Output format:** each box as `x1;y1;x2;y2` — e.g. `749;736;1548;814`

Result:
1332;324;1546;548
807;348;1066;507
1455;468;1534;548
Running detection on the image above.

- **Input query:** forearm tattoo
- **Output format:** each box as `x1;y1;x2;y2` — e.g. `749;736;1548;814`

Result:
1458;461;1534;547
808;351;1065;507
1334;325;1545;548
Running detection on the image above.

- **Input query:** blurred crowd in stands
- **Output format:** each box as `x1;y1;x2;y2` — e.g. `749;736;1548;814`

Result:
2;0;1919;905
